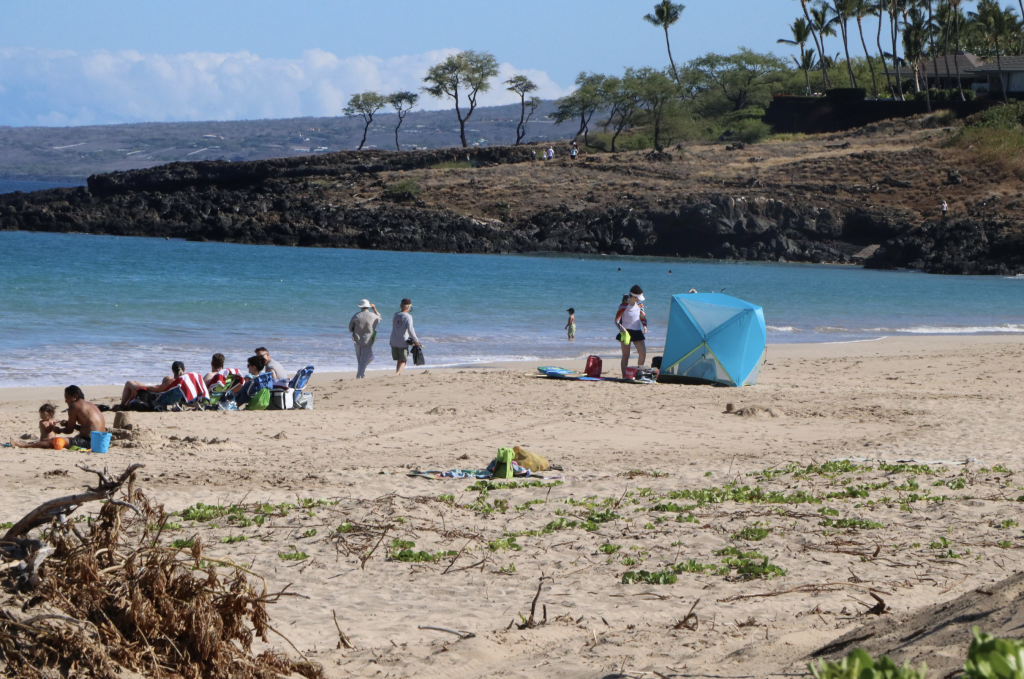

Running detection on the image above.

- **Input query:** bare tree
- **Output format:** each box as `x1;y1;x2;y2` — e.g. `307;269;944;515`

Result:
422;50;499;148
505;75;539;145
344;92;388;151
386;91;419;152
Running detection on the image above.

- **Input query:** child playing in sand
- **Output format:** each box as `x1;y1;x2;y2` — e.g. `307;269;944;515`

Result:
565;308;576;341
10;403;59;449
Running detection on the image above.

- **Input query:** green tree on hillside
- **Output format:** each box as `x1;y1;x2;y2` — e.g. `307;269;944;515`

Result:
422;50;500;148
684;49;790;113
387;91;419;152
643;1;686;85
344;92;388;151
632;68;680;150
608;72;645;151
553;72;609;144
505;75;540;145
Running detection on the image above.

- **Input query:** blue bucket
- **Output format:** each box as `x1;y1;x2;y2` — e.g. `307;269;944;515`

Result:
90;431;112;454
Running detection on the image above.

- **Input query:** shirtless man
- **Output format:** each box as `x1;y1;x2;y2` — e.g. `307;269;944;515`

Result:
52;385;106;449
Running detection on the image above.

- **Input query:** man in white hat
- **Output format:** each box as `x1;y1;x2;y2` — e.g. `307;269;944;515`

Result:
349;300;381;379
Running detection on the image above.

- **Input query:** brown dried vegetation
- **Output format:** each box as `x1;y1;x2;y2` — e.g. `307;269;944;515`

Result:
0;467;321;679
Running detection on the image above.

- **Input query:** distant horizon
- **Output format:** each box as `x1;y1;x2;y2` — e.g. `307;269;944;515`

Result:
0;98;562;132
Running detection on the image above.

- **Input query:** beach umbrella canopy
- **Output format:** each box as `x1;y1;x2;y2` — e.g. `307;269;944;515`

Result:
660;293;766;387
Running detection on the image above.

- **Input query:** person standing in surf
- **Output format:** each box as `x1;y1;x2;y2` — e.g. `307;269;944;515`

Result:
565;308;576;341
615;285;647;377
390;298;421;376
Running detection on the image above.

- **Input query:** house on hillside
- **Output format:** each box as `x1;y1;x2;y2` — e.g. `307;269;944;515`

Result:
890;52;986;93
963;56;1024;98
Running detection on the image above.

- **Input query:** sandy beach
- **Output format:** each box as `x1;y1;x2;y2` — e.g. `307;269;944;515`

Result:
2;334;1023;678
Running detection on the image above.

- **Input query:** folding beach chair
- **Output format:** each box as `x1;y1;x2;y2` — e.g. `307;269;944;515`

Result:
152;386;186;412
201;373;242;409
287;366;315;410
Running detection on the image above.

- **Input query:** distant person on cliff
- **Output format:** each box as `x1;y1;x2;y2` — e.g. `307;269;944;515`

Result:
941;200;949;220
390;298;421;376
615;285;648;377
349;299;381;379
255;347;287;384
50;385;106;449
546;147;554;160
566;308;576;341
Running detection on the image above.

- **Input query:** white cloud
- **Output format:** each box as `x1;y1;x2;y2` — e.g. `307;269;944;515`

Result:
0;47;573;126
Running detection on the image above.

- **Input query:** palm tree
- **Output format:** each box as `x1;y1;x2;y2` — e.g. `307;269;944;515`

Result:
811;4;839;87
853;0;881;96
971;0;1018;103
643;1;686;86
903;7;928;93
797;0;830;87
948;0;966;101
872;0;895;96
832;0;860;88
888;0;906;100
794;50;820;93
779;18;816;92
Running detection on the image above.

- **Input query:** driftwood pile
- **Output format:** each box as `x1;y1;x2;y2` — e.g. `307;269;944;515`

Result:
0;464;322;679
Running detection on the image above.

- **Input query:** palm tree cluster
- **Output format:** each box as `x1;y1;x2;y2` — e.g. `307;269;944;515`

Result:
779;0;1024;103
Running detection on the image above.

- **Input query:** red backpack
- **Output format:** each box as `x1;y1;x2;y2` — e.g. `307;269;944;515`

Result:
584;355;603;378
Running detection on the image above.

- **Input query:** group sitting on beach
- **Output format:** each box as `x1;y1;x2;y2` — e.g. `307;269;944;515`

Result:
114;345;309;413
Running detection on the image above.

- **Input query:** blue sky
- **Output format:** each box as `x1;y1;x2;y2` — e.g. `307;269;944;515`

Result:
0;0;1002;127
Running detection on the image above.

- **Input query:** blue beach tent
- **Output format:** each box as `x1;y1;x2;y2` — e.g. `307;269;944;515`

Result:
659;293;766;387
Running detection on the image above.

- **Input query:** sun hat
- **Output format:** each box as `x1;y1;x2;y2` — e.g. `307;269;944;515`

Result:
358;299;372;308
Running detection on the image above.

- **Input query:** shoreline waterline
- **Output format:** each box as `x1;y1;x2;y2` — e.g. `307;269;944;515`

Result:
4;231;1024;388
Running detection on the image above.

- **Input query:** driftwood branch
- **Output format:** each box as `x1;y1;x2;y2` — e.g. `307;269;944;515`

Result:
3;463;144;540
418;625;475;639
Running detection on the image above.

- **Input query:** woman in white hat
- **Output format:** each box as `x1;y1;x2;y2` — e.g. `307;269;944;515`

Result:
614;285;647;377
349;299;381;378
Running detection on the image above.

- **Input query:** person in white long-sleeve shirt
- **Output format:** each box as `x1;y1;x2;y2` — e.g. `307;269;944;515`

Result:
349;299;381;379
389;298;421;376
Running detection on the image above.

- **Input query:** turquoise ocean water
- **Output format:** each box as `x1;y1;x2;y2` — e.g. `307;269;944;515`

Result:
2;230;1023;387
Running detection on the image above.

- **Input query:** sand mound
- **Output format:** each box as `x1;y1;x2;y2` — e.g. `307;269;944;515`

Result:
728;405;785;418
807;572;1024;676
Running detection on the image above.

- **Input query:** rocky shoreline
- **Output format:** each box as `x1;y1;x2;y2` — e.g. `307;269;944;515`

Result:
0;146;1021;275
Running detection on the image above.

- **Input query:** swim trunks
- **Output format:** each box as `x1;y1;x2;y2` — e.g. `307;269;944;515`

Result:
392;346;409;361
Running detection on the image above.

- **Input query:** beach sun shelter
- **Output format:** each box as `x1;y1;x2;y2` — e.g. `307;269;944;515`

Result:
659;293;766;386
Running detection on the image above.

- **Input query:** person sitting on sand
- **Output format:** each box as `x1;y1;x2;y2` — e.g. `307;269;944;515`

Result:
120;361;187;406
204;353;241;388
49;385;106;449
9;403;59;449
255;347;287;384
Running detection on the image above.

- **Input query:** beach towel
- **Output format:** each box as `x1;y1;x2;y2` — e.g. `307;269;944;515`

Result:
407;469;492;479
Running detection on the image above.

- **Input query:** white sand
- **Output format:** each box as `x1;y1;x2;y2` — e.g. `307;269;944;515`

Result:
2;335;1023;677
